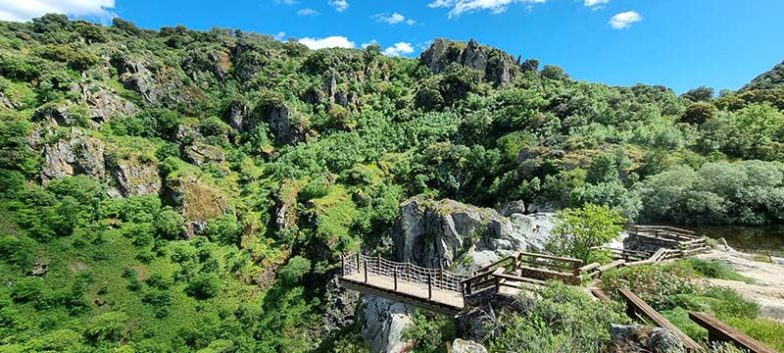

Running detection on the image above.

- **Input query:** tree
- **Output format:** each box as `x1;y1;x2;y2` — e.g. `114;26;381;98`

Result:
682;102;717;125
681;86;714;102
186;273;224;299
547;204;625;263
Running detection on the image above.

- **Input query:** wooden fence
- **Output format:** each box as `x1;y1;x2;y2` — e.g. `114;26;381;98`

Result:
341;253;466;294
689;312;777;353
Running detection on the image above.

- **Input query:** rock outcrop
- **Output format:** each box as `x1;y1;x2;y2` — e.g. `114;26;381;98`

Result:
451;339;488;353
393;196;554;269
81;83;138;123
183;142;226;166
322;278;360;336
41;133;106;184
116;56;161;104
268;106;307;145
420;39;521;86
360;295;414;353
111;155;161;197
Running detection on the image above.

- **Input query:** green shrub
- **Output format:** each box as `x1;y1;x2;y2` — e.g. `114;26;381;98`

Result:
186;273;223;299
85;311;130;343
489;282;628;353
155;208;184;240
0;235;35;268
278;256;311;285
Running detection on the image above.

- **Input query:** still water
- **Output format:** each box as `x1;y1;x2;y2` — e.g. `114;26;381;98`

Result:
672;224;784;251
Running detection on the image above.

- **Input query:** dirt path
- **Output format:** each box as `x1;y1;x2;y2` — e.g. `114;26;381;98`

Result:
697;249;784;321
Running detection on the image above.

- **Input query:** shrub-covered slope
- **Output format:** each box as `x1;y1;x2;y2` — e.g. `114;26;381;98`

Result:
0;14;783;352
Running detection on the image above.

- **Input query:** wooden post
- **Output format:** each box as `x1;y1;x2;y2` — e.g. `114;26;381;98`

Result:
439;266;444;289
406;260;411;281
393;270;398;291
376;255;381;273
427;273;432;299
363;260;368;283
356;253;361;274
341;255;345;275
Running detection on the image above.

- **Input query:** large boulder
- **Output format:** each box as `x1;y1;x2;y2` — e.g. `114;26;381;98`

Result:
451;339;488;353
41;133;106;185
360;295;414;353
393;196;554;269
183;142;226;166
648;328;686;353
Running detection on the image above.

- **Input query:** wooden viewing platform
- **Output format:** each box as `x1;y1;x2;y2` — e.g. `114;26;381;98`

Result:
338;225;711;314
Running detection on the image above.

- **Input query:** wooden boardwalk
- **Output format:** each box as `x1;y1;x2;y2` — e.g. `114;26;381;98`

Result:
341;270;464;311
337;225;711;316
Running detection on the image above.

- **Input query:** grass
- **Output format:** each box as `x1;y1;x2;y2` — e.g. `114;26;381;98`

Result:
683;258;754;283
601;260;782;351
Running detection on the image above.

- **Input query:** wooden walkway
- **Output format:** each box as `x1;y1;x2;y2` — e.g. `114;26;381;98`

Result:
338;225;711;316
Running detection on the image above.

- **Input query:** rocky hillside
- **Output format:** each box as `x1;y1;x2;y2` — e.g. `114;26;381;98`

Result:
1;14;784;353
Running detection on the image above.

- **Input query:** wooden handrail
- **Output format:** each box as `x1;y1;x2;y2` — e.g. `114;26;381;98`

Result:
689;312;777;353
619;288;703;352
517;251;584;265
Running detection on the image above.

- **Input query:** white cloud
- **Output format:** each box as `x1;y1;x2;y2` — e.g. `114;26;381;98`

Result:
299;35;355;50
274;0;297;5
609;10;642;29
445;0;546;18
373;12;415;25
328;0;349;12
584;0;609;8
428;0;453;8
297;8;319;16
273;32;287;41
0;0;116;23
361;39;378;48
383;42;414;57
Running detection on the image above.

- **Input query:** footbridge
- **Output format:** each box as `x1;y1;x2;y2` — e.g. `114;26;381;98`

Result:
338;225;711;315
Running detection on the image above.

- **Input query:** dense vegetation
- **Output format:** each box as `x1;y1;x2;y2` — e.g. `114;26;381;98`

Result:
602;259;784;351
0;15;783;352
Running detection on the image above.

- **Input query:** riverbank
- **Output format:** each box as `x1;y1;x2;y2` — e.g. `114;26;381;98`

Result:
697;248;784;321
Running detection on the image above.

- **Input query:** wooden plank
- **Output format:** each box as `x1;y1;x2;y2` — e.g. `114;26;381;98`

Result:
689;312;777;353
619;288;703;352
517;251;584;265
597;259;626;273
495;273;547;285
590;288;611;303
580;263;602;272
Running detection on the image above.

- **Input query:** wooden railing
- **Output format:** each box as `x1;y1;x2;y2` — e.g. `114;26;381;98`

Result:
341;253;466;294
689;312;777;353
462;251;585;295
619;288;704;352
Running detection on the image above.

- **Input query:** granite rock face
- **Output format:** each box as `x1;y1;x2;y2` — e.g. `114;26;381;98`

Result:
393;196;555;270
41;133;106;185
420;38;522;86
360;295;414;353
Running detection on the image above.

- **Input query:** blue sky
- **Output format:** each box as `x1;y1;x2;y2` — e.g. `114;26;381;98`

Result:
1;0;783;93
